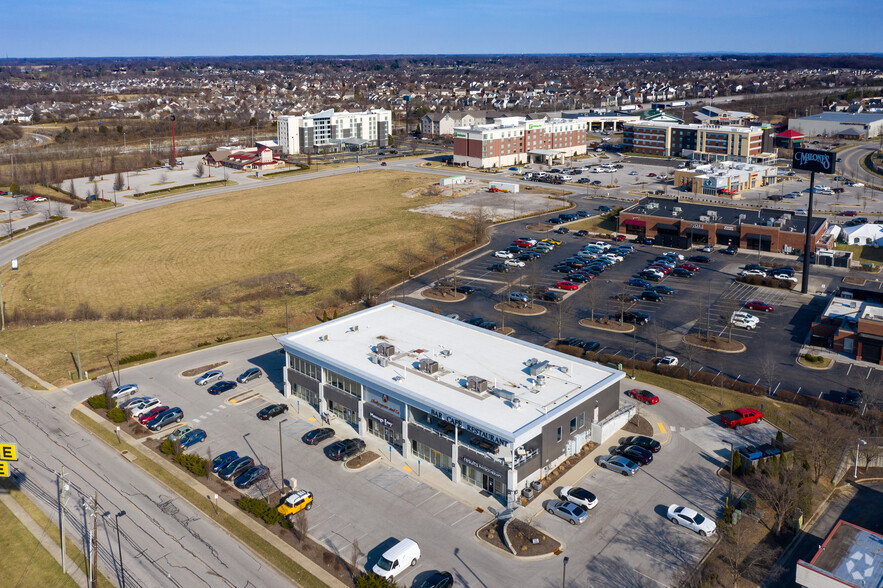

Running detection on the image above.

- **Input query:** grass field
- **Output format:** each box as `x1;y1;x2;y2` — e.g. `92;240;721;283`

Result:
568;215;619;234
0;171;471;384
0;499;79;588
835;243;883;266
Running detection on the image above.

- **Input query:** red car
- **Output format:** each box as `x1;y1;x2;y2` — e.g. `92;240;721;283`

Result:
649;264;672;274
676;263;700;272
556;281;579;291
627;389;659;405
745;300;774;312
515;240;534;248
613;234;626;242
842;210;858;216
648;173;657;177
138;405;169;424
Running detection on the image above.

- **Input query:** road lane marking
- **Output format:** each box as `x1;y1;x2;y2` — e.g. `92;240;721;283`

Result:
658;422;666;433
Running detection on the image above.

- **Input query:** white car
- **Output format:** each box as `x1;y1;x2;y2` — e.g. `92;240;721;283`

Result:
772;273;798;283
851;182;864;187
559;175;572;181
195;370;224;386
628;171;638;175
643;268;664;279
111;383;139;400
740;269;766;277
663;252;685;261
129;397;162;418
667;504;717;536
657;356;678;367
504;259;525;268
494;250;513;259
731;311;759;330
602;253;623;262
795;209;808;215
559;486;598;510
590;241;610;251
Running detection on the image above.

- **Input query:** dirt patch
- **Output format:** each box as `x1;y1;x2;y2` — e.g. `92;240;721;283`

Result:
422;288;466;302
578;318;634;333
345;451;380;470
525;223;555;232
622;414;654;436
684;334;746;353
182;361;228;377
478;518;560;557
521;443;598;506
494;302;546;316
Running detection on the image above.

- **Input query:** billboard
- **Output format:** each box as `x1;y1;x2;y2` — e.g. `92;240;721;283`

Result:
792;148;836;174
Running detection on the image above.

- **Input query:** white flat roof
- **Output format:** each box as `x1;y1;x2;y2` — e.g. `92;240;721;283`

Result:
279;302;623;443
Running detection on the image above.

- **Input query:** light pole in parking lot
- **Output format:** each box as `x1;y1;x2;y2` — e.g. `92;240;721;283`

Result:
279;418;289;488
725;441;734;508
561;556;569;588
115;510;127;588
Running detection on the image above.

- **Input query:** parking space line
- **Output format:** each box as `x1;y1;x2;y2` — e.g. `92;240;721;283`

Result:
192;419;200;423
433;501;457;517
450;511;477;527
657;422;666;434
219;404;227;409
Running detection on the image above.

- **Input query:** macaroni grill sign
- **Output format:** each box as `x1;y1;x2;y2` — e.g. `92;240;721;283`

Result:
792;148;836;174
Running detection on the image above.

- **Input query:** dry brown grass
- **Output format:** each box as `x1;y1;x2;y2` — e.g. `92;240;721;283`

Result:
1;171;470;384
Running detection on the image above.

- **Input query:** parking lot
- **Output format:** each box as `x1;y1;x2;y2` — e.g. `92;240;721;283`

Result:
70;339;787;588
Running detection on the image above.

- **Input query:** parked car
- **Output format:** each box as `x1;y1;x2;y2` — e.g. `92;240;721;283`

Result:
489;263;509;272
455;285;475;295
257;403;289;420
546;500;588;525
720;247;736;255
302;427;335;445
541;290;563;302
559;486;598;510
613;444;654;465
195;370;224;385
277;489;314;517
627;389;659;405
327;438;366;461
119;396;148;410
129;398;162;419
207;380;237;395
689;255;710;263
504;259;526;268
146;407;183;431
638;271;661;282
167;425;193;444
745;300;774;312
615;311;650;325
418;571;454;588
179;428;207;448
672;268;694;278
111;384;139;400
622;435;661;453
234;465;270;489
628;278;652;289
657;356;678;367
740;269;766;278
667;505;716;536
372;538;421;580
219;456;255;480
720;408;763;428
494;250;514;259
556;281;579;291
641;290;664;302
236;368;262;383
598;454;639;476
138;405;170;425
212;450;239;473
653;285;676;295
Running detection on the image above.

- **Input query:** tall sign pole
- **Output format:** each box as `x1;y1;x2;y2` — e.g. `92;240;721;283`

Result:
170;115;177;168
792;148;835;294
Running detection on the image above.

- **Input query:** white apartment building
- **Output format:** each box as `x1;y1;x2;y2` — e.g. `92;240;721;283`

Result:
277;108;392;154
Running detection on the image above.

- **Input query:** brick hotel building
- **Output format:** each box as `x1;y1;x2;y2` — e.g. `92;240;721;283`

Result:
452;117;588;169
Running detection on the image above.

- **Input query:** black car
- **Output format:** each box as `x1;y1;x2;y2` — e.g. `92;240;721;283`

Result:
612;292;640;302
548;217;564;225
623;435;661;453
598;205;612;212
582;341;601;352
565;259;586;268
219;456;254;480
327;438;366;461
576;210;589;217
479;321;497;330
553;265;572;273
541;291;563;302
207;380;237;395
212;450;239;473
641;290;664;302
653;285;676;295
506;245;524;254
303;427;335;445
613;444;654;465
689;255;710;263
419;571;454;588
720;247;736;255
638;271;661;282
563;337;584;348
257;403;289;420
574;230;588;237
615;311;650;325
489;263;510;272
568;273;591;283
234;465;270;489
455;285;475;295
769;266;795;276
466;317;484;326
672;268;694;278
555;227;569;234
744;264;765;272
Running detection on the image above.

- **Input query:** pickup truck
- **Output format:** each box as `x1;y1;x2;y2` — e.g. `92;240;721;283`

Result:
720;408;763;428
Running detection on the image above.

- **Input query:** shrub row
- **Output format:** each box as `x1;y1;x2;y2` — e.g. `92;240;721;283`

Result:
87;393;109;409
120;350;157;365
802;353;825;363
107;407;127;422
737;275;795;290
173;453;209;477
237;496;284;526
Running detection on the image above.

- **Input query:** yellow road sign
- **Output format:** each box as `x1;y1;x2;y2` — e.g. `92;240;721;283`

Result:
0;461;8;477
0;444;17;461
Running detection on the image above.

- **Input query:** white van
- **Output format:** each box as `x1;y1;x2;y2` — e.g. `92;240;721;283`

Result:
372;538;421;579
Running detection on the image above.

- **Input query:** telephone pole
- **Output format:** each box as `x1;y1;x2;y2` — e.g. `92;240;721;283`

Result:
58;467;68;574
92;492;99;588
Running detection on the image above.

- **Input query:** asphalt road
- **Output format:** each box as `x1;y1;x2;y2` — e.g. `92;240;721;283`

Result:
0;373;294;588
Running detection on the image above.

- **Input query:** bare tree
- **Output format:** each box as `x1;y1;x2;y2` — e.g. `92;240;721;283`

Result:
469;206;489;245
195;161;205;178
159;171;168;184
717;519;775;588
350;272;376;307
5;212;14;240
798;411;853;483
583;278;599;321
748;455;808;535
293;509;309;547
399;244;422;279
349;538;362;581
68;179;77;199
113;172;125;192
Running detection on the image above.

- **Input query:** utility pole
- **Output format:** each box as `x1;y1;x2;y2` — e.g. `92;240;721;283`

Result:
75;333;83;380
115;511;127;588
0;278;5;331
58;467;68;574
92;492;98;588
279;418;288;489
115;331;123;386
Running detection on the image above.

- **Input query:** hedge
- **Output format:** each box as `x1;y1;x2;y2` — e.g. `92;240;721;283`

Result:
87;394;108;409
107;408;127;422
173;453;209;477
119;350;157;365
237;496;284;526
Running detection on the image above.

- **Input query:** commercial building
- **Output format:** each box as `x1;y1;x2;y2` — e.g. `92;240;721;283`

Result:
788;112;883;139
622;121;772;163
279;302;629;506
277;108;392;154
674;161;780;196
618;196;828;252
796;520;883;587
202;146;284;171
453;116;588;168
692;106;758;126
811;281;883;364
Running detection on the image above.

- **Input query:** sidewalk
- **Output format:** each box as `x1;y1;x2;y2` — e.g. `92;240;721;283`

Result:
75;406;346;588
0;490;88;587
1;355;55;390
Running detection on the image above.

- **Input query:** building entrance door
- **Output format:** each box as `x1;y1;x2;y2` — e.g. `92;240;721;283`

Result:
483;474;495;494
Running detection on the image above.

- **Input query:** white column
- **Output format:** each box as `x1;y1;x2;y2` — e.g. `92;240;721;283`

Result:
451;428;460;483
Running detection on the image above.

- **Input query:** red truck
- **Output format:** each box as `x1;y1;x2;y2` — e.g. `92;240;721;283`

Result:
720;408;763;428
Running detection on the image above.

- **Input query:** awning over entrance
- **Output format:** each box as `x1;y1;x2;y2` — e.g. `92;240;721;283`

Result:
744;233;772;243
858;332;883;344
654;223;679;232
623;219;647;227
685;228;708;236
716;229;740;238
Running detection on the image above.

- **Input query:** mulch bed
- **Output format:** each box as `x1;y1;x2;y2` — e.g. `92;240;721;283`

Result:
521;442;598;506
525;224;555;232
684;334;745;352
622;414;654;436
181;361;228;377
578;317;634;333
87;404;153;439
422;289;465;302
478;518;560;556
345;451;380;470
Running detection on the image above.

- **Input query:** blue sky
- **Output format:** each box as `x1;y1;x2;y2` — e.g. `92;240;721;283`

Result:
5;0;882;57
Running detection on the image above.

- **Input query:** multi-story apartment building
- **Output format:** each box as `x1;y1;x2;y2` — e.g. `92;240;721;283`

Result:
623;121;768;162
277;108;392;154
453;116;587;168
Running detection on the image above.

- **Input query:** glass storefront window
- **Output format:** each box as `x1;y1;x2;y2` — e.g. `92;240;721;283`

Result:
292;383;319;409
411;440;452;473
460;463;507;501
327;399;359;428
324;368;362;398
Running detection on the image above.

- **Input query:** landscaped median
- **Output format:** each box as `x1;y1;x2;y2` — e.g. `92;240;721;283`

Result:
71;407;341;588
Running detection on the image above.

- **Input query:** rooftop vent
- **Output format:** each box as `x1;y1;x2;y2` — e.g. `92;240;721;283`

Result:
528;360;550;376
419;358;439;374
672;206;682;213
371;355;389;367
467;376;489;393
376;342;395;357
492;388;517;402
536;374;547;387
707;210;718;218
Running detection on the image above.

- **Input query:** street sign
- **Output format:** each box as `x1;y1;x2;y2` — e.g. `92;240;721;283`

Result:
0;444;16;461
792;148;836;174
0;461;8;477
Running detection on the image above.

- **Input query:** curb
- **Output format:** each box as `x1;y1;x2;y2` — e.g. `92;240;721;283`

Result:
494;302;547;317
473;523;566;561
682;335;747;354
578;318;634;333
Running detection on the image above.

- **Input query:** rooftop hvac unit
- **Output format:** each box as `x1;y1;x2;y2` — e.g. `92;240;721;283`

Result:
672;207;682;213
699;215;710;222
376;342;395;357
493;388;517;401
738;214;746;220
378;356;389;367
766;219;775;226
467;376;489;393
536;374;547;387
782;213;791;220
647;202;659;210
419;358;439;374
708;210;718;218
528;360;549;376
672;211;679;216
510;398;523;410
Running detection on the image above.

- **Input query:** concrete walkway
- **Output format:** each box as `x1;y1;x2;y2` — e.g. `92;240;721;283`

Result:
0;490;88;587
1;355;55;390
